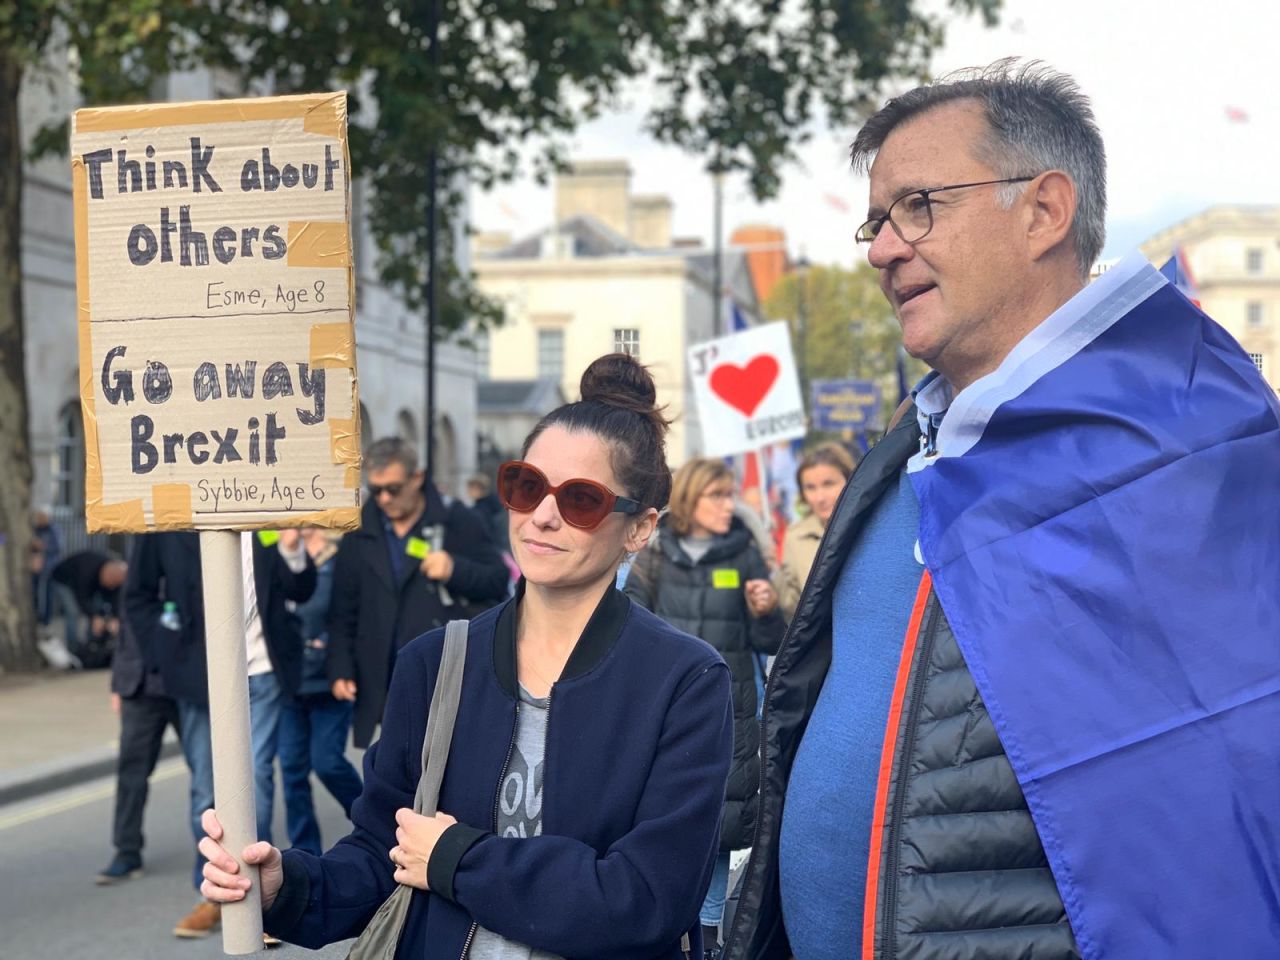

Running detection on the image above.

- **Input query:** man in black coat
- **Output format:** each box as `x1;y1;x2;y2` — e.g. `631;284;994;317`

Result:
95;597;177;887
327;437;509;749
467;471;511;552
125;529;315;939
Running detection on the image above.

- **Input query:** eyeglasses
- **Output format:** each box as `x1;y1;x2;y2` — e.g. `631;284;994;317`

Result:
700;489;734;502
855;177;1037;245
367;481;405;499
497;460;643;531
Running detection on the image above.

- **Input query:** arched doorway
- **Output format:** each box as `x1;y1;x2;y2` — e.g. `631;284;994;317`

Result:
434;415;458;497
396;409;419;453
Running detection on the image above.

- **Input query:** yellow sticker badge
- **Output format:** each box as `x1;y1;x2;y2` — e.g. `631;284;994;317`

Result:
405;536;430;560
712;568;741;589
257;530;281;547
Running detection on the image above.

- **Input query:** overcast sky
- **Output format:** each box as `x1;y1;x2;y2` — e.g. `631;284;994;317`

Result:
471;0;1280;268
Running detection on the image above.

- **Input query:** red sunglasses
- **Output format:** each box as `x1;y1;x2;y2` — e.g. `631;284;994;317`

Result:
497;460;643;531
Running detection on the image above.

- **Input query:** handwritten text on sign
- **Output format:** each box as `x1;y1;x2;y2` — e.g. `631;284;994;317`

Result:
688;321;806;458
71;93;361;533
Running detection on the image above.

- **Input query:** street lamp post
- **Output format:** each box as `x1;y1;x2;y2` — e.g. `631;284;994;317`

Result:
794;254;812;408
711;167;725;334
424;0;441;481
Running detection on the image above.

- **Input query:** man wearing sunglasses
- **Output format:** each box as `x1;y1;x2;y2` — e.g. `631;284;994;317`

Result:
725;61;1280;960
326;437;509;750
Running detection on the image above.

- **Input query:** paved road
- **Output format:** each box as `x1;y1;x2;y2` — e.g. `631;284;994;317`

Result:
0;758;360;959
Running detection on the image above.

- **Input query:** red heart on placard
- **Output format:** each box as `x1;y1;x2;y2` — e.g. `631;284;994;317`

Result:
709;355;780;417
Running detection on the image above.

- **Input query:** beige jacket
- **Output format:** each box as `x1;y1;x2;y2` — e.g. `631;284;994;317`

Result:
777;510;825;620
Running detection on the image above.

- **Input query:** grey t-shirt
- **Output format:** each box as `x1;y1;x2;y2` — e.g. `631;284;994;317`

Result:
467;685;563;960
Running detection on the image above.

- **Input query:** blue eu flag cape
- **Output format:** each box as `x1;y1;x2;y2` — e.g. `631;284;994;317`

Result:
908;251;1280;958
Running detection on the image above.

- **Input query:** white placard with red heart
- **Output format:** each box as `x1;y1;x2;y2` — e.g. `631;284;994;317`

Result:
687;321;806;458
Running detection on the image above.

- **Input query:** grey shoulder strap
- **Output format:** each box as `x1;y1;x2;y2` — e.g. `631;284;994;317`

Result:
345;619;470;960
414;619;468;817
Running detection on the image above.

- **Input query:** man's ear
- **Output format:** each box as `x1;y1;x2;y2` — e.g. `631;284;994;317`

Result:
1025;170;1076;263
624;508;660;555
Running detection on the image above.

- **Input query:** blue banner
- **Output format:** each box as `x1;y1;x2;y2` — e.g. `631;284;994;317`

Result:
909;252;1280;958
810;379;881;432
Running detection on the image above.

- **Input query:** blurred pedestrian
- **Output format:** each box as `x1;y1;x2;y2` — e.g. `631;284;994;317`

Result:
50;550;127;669
467;471;510;552
95;601;178;886
125;529;314;940
625;457;785;956
776;443;857;620
29;507;61;624
326;438;509;749
198;353;734;960
733;487;777;570
30;508;72;667
277;528;363;855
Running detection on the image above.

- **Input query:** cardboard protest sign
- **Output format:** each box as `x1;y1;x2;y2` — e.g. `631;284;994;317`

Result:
71;92;361;533
811;378;883;432
688;321;806;457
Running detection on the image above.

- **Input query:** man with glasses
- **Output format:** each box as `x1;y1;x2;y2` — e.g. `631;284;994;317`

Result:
725;60;1280;960
327;437;508;749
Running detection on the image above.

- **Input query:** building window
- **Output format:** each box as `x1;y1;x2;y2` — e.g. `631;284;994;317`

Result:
1247;302;1265;327
54;402;84;514
359;401;374;453
1247;248;1264;274
474;328;490;380
614;328;640;358
538;329;564;380
1249;352;1265;375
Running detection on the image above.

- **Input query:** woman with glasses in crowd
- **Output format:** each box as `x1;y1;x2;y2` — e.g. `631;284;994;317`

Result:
196;353;734;960
777;443;858;620
624;458;786;957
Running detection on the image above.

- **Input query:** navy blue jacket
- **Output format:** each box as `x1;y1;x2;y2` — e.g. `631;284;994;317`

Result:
265;584;734;959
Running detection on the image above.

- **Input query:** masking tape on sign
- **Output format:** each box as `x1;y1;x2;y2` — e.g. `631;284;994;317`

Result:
151;483;194;529
72;92;347;140
287;221;351;269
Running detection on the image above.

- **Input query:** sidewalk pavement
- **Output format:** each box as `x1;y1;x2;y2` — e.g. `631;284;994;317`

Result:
0;670;179;807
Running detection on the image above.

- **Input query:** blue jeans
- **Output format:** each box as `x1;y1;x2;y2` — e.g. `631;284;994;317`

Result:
700;850;733;928
278;695;362;854
176;699;213;893
248;671;284;846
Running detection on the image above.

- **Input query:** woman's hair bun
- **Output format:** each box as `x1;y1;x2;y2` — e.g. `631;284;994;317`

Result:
523;352;673;509
579;352;658;414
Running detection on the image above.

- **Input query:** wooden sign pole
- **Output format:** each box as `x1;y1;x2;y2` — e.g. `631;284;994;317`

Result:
199;529;263;954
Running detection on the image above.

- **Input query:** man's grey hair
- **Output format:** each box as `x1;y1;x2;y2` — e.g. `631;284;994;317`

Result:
850;58;1106;276
365;436;419;475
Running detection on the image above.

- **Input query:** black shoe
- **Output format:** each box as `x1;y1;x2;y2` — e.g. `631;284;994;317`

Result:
95;853;143;885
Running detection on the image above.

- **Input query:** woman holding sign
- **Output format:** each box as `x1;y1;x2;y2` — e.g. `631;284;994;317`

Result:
197;353;734;959
623;459;786;955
